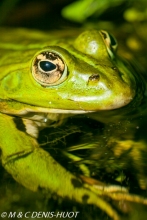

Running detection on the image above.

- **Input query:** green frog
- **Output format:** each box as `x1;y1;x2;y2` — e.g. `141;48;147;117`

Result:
0;28;147;220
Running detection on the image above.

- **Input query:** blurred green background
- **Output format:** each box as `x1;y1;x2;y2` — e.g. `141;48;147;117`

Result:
0;0;146;30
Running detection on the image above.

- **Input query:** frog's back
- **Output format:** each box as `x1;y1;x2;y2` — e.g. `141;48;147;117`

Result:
0;28;77;50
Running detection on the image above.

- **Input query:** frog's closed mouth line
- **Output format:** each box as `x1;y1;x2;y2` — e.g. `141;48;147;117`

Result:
2;101;93;115
19;107;92;114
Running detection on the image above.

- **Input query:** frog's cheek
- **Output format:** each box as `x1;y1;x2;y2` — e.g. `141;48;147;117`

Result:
1;71;21;93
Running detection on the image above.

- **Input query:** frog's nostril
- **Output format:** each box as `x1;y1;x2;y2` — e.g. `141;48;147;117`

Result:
87;74;100;86
88;74;100;81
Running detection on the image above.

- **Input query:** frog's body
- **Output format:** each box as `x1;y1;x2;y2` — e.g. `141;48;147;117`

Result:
0;28;147;220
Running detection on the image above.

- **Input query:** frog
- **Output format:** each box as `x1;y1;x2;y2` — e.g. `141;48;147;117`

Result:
0;28;147;220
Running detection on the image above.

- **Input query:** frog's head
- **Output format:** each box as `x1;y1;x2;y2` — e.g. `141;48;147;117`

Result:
1;30;138;113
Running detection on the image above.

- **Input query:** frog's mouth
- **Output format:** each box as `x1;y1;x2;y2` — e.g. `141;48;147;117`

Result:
17;106;93;117
21;105;94;114
0;92;133;119
0;98;94;119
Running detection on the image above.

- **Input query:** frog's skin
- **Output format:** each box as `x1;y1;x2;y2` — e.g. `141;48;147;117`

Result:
0;28;147;220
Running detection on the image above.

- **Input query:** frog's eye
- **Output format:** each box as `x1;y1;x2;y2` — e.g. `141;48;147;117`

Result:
32;51;67;86
100;30;118;58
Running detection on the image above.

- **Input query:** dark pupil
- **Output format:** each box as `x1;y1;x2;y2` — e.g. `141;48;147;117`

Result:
40;61;56;72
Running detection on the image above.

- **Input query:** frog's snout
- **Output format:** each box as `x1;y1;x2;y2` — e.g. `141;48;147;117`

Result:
87;73;100;86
